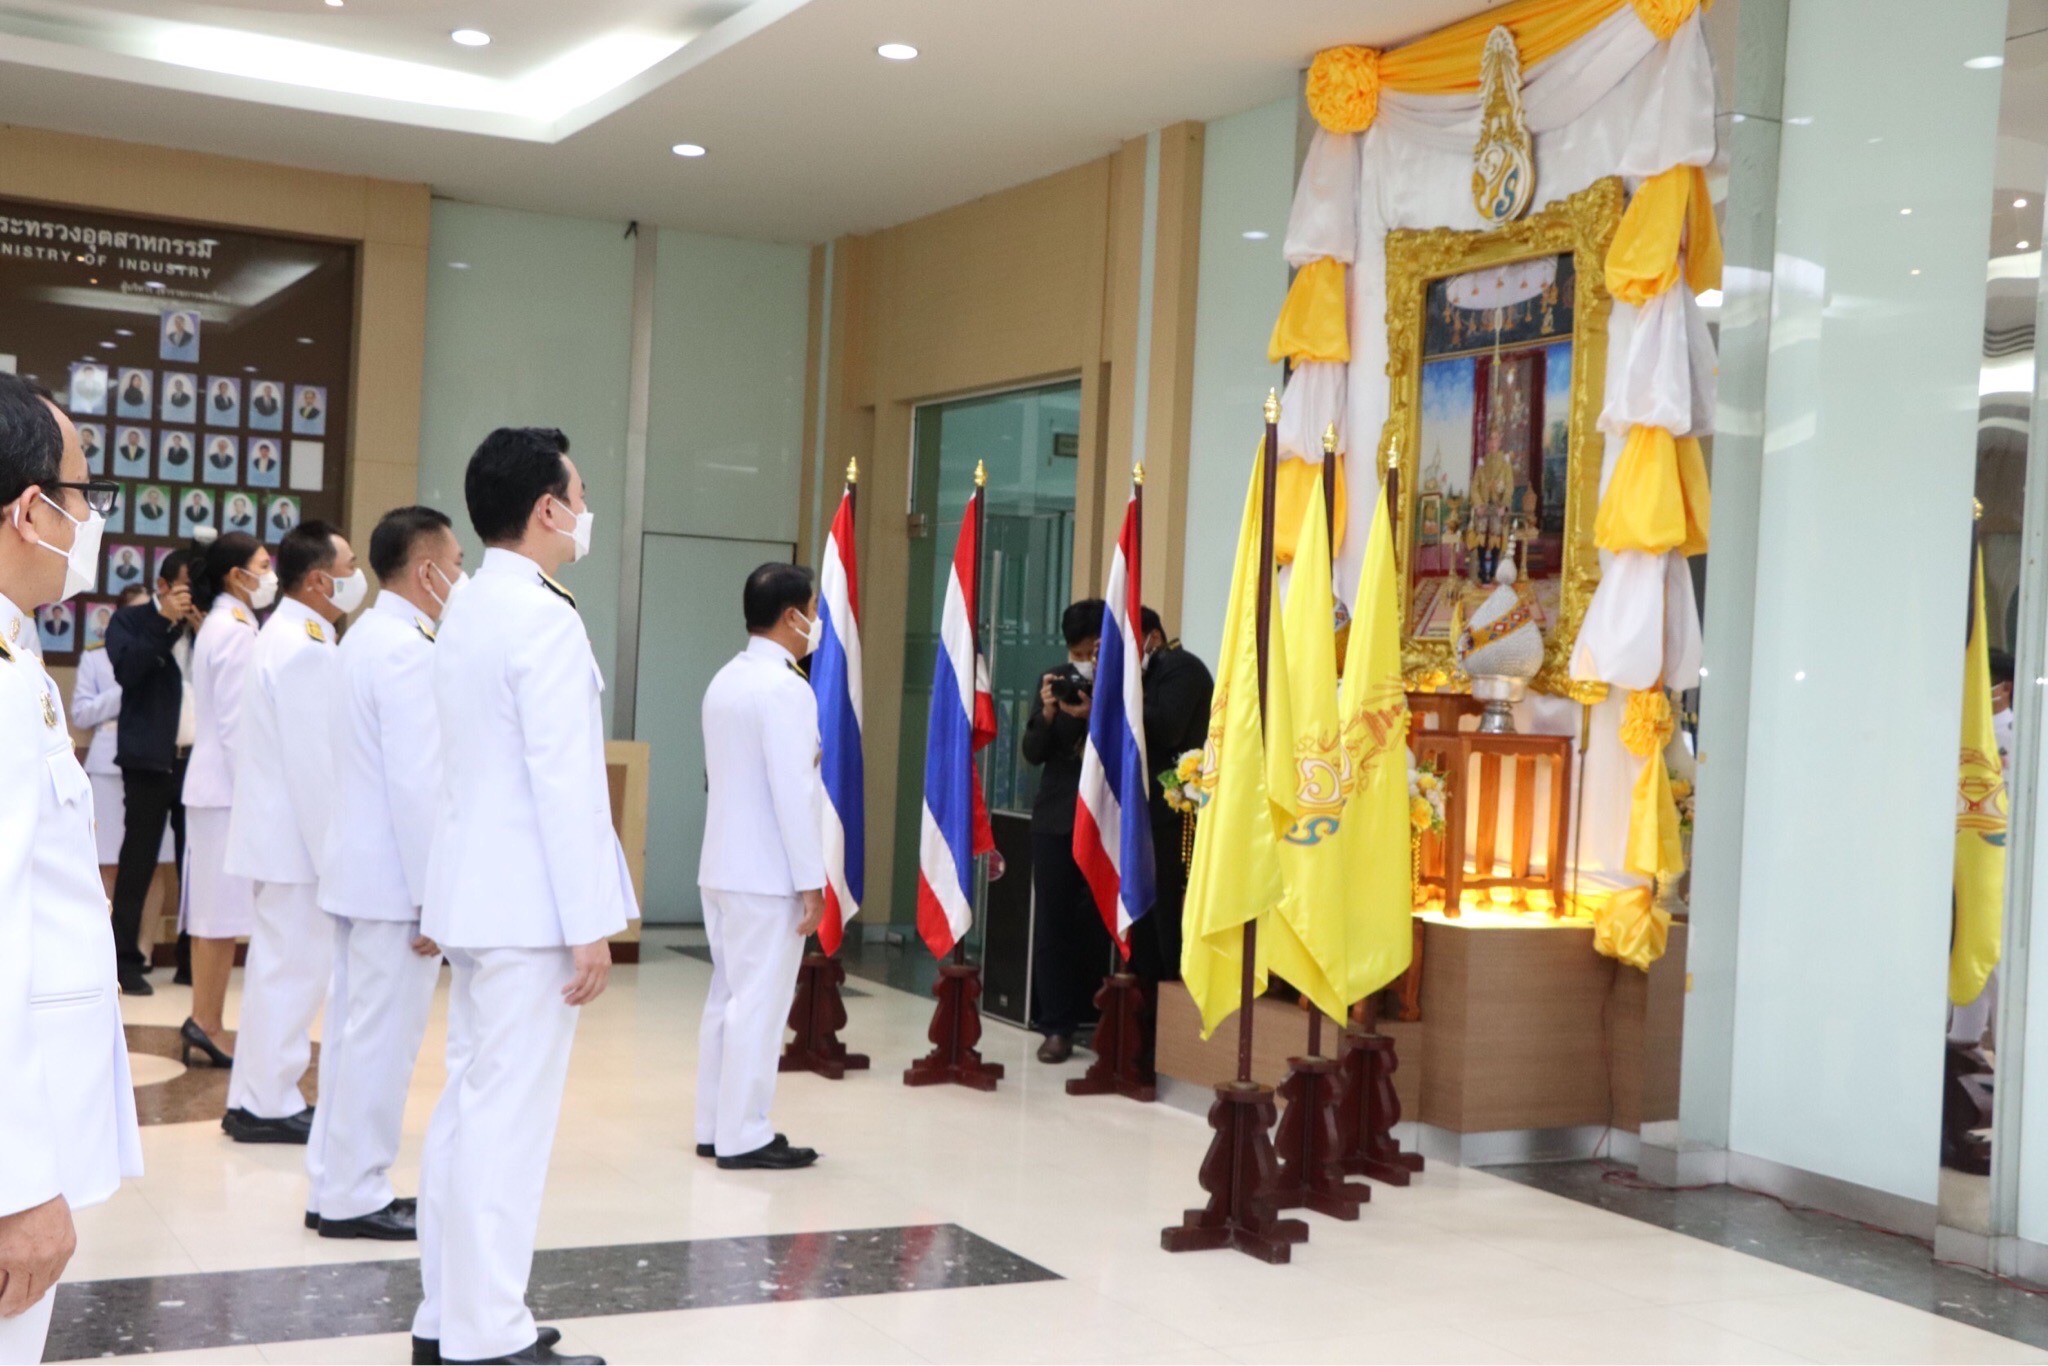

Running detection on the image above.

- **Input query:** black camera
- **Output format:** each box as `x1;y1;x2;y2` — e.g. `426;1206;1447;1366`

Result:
1049;668;1093;707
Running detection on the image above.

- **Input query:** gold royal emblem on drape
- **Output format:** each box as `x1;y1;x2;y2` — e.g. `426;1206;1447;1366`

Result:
1472;25;1535;226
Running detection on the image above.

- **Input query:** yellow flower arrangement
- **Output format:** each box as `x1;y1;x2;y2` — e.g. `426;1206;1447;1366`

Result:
1306;45;1382;134
1160;749;1209;815
1409;795;1435;832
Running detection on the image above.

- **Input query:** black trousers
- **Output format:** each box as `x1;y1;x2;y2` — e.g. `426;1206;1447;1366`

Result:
1030;829;1113;1036
1129;807;1188;985
110;758;186;977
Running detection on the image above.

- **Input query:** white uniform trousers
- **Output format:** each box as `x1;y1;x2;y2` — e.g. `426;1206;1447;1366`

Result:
226;881;331;1122
308;915;440;1220
0;1288;55;1366
412;946;578;1363
694;889;806;1157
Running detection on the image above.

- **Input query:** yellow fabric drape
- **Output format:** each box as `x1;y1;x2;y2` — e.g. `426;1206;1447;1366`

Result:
1620;688;1685;890
1305;0;1708;133
1274;446;1349;565
1951;550;2006;1006
1596;425;1686;555
1181;452;1294;1037
1268;258;1351;364
1684;165;1723;294
1675;435;1711;556
1606;165;1689;306
1589;886;1670;972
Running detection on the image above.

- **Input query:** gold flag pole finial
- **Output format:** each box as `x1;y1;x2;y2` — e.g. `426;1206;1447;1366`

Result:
1322;422;1338;456
974;459;987;489
1264;388;1281;424
1975;497;1985;522
1133;462;1145;486
845;457;858;486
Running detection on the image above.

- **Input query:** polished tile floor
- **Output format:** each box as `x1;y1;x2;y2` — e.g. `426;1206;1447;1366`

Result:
54;928;2048;1364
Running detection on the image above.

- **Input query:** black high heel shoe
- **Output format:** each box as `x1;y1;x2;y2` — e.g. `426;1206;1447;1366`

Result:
180;1018;232;1068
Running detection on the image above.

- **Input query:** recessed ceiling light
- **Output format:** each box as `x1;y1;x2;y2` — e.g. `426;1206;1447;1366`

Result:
451;28;490;47
98;341;116;350
2019;197;2031;209
1242;230;1269;241
877;42;918;60
1966;54;2005;69
449;261;472;269
1900;207;1912;215
244;365;258;374
325;0;344;7
297;337;314;345
1911;268;1922;275
2022;240;2033;250
671;143;707;158
113;328;132;337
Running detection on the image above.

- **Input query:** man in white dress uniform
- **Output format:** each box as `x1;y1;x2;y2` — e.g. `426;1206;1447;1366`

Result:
695;563;826;1170
308;506;463;1242
0;376;142;1366
222;519;365;1146
412;427;626;1366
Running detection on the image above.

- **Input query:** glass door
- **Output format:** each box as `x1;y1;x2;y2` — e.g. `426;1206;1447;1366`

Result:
891;380;1082;950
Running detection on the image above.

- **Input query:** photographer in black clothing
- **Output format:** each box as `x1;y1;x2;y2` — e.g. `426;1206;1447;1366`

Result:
1132;607;1214;987
1021;598;1111;1064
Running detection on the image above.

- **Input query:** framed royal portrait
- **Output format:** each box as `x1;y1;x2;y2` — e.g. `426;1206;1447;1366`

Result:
1378;177;1622;701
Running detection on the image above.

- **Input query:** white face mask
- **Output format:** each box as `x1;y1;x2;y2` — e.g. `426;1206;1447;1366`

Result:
549;496;593;563
23;492;104;603
327;567;368;616
791;609;822;656
426;562;469;615
1073;658;1096;683
241;566;279;611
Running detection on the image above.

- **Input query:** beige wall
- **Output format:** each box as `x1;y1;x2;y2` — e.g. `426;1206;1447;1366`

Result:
807;124;1206;927
0;125;431;547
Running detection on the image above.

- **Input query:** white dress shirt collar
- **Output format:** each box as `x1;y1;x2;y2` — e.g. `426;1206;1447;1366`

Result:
0;591;26;657
480;546;547;580
370;589;431;629
745;635;796;667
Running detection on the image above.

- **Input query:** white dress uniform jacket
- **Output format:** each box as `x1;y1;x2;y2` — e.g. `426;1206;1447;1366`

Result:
320;592;441;920
423;548;635;948
71;643;119;776
183;595;259;812
225;597;338;883
697;636;827;896
0;595;143;1364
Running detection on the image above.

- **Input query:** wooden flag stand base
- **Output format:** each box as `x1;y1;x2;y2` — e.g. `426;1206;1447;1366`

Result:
780;951;870;1080
904;959;1006;1091
1066;972;1156;1102
1270;1046;1372;1219
1335;1022;1425;1185
1161;1080;1310;1263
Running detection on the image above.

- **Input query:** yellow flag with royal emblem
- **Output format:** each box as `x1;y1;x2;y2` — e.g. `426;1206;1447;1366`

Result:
1267;474;1350;1023
1331;483;1416;1005
1951;549;2005;1006
1181;451;1295;1037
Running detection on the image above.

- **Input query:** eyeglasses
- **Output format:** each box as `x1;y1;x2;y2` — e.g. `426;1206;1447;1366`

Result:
48;480;122;516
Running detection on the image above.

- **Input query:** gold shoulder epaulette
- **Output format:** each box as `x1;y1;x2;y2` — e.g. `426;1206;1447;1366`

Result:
232;606;252;626
0;633;14;663
538;571;576;607
304;618;327;643
416;619;437;643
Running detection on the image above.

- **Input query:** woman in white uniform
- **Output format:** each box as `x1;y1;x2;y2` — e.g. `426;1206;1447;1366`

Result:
181;531;271;1067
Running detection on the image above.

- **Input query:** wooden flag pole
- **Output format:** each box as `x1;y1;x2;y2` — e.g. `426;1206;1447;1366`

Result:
1070;466;1158;1104
1161;393;1309;1263
905;461;1005;1092
783;458;871;1081
1272;423;1372;1220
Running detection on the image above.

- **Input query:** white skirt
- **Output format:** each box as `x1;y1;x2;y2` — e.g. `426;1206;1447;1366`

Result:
183;805;254;939
87;771;177;867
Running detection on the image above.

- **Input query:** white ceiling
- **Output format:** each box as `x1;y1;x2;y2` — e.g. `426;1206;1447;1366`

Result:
0;0;1508;243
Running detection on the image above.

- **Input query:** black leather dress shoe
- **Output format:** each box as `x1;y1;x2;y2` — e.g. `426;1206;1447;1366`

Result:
319;1199;417;1240
222;1106;314;1145
303;1209;318;1231
118;971;154;997
716;1134;818;1170
1036;1033;1073;1064
413;1328;563;1366
698;1132;786;1159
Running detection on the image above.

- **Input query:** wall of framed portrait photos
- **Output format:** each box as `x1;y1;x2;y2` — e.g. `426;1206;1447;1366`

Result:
0;195;354;664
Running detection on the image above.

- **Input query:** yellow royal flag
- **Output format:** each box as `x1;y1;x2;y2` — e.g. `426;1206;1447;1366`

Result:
1181;451;1295;1037
1332;484;1416;1004
1951;550;2006;1007
1268;474;1351;1023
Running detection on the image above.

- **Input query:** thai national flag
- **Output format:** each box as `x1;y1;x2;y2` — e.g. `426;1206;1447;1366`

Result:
811;484;864;955
916;484;997;959
1073;485;1155;951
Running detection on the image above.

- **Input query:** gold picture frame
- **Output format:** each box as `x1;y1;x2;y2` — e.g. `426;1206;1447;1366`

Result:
1379;177;1623;703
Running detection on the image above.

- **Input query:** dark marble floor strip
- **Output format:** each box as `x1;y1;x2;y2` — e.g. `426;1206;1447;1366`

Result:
44;1223;1055;1360
1489;1161;2048;1350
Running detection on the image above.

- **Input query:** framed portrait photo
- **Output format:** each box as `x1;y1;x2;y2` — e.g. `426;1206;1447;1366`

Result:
68;362;108;417
222;491;259;536
159;309;201;364
246;437;284;489
291;385;327;436
205;376;241;427
114;368;152;420
202;434;239;486
104;542;147;594
112;427;151;480
178;488;215;540
248;379;285;432
264;494;300;544
82;600;116;651
157;429;194;479
160;372;198;425
132;485;171;537
35;602;74;656
77;423;106;477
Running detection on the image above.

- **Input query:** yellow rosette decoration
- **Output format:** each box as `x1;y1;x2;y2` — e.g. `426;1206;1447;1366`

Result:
1306;46;1381;134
